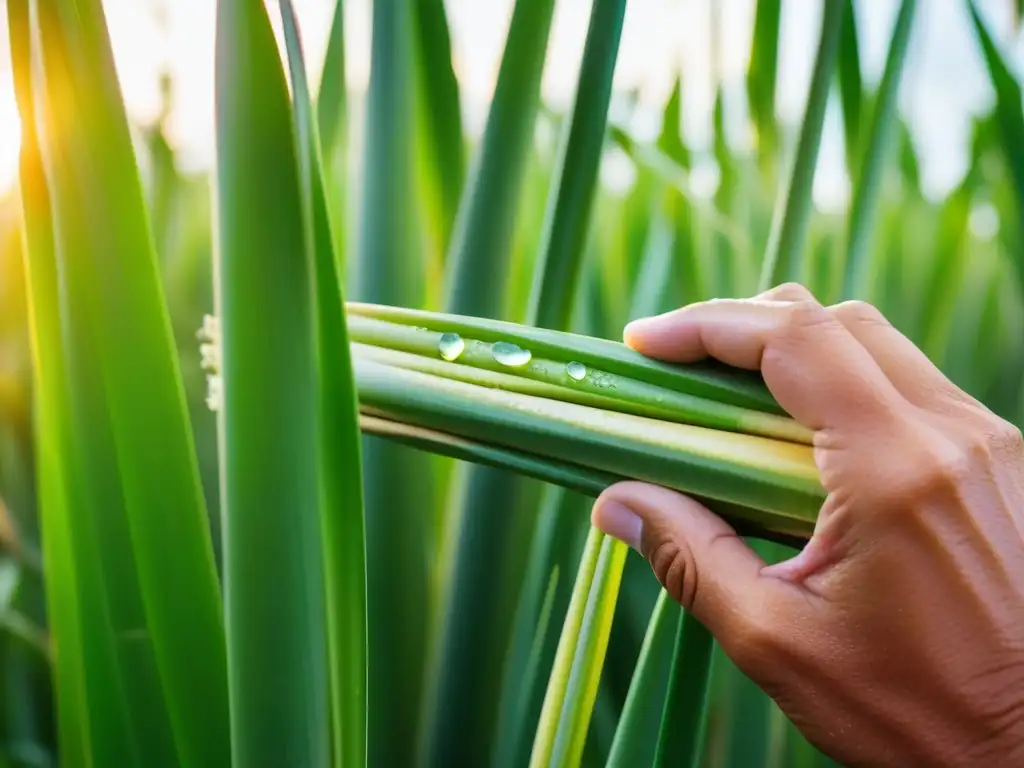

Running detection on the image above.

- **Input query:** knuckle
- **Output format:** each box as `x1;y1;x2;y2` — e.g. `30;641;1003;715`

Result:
647;537;697;609
770;282;815;301
913;441;970;496
778;299;830;337
892;430;979;504
986;416;1024;456
829;299;891;329
876;416;1018;513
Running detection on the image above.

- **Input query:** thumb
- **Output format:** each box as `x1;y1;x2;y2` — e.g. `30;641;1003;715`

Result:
591;481;781;646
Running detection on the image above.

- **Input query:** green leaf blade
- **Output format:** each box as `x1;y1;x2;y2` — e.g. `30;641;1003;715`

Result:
606;590;676;767
214;0;330;762
348;303;783;414
355;359;824;531
841;0;918;300
413;0;465;251
838;0;864;175
527;0;628;330
442;0;558;317
653;610;714;767
967;0;1024;297
759;0;845;290
18;0;230;763
278;3;368;766
354;3;434;764
421;2;559;762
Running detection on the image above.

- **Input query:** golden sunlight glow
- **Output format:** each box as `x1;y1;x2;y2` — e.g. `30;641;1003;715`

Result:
0;86;21;192
0;0;1009;198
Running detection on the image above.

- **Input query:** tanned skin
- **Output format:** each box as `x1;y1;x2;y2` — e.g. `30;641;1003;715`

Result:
592;283;1024;767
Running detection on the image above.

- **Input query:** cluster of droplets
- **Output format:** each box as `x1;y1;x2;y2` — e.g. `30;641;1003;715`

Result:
197;314;222;412
434;332;593;385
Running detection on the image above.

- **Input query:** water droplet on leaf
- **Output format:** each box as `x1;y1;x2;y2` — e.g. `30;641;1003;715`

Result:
438;333;465;361
492;341;532;367
567;361;587;381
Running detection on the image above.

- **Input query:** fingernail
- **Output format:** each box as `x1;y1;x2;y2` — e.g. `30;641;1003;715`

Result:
624;309;685;348
623;315;659;339
623;319;657;350
593;500;643;551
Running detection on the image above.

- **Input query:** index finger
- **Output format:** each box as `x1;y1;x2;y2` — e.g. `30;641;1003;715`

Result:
624;298;904;432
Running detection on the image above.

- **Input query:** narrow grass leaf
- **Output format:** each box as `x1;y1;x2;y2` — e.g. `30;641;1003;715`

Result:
8;6;88;759
527;0;627;330
278;3;367;766
841;0;917;300
214;0;328;762
657;78;689;168
412;0;465;251
917;174;977;363
628;186;677;321
2;571;54;768
317;0;347;163
759;0;845;289
548;534;628;767
712;88;742;297
25;0;229;763
354;2;434;763
361;416;616;496
897;119;921;193
59;250;176;765
24;74;135;768
838;0;864;174
747;0;781;166
605;590;676;767
528;527;603;768
355;360;823;532
503;6;715;732
316;0;349;273
348;322;810;443
423;1;559;761
443;0;557;316
653;610;714;767
493;490;591;768
347;303;783;414
967;0;1024;296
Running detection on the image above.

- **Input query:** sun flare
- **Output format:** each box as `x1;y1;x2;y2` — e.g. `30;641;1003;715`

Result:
0;85;22;192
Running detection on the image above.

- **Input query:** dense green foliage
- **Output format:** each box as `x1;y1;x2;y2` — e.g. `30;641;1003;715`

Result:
0;1;1022;766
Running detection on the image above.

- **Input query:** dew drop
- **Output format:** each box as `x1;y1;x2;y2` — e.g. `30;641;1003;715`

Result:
438;333;465;361
492;341;532;367
567;361;587;381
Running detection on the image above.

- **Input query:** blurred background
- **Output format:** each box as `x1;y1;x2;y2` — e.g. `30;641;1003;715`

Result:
1;1;1023;197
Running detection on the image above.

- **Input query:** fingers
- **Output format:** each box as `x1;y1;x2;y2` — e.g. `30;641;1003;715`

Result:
756;282;816;302
757;284;976;414
827;300;982;414
592;482;797;649
623;293;902;432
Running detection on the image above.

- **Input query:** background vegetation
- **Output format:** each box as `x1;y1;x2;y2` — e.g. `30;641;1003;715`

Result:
0;0;1022;766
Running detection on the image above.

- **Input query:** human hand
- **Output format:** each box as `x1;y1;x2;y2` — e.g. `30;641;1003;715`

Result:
592;283;1024;767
